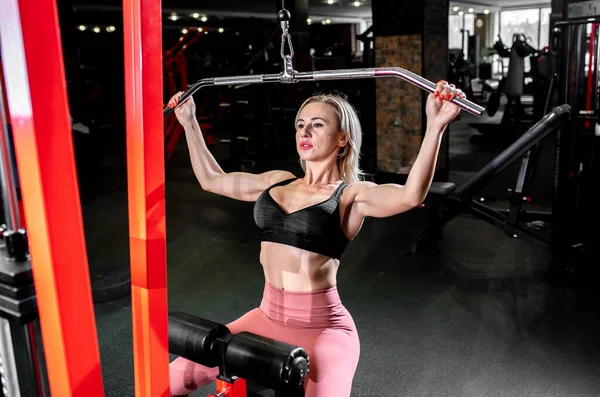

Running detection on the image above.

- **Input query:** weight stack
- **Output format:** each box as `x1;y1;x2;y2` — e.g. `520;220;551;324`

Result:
0;236;47;396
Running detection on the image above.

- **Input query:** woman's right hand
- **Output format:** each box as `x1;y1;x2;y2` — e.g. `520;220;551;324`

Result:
168;92;196;126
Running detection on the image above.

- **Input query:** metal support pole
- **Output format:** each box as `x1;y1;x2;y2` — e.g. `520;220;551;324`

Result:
123;0;169;394
0;86;20;232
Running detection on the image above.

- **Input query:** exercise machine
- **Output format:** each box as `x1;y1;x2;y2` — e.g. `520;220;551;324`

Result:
417;104;570;251
485;35;557;132
487;34;536;122
552;4;600;276
356;25;375;68
448;29;479;97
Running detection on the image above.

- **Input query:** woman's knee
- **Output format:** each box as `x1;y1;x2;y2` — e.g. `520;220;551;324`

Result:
169;357;218;395
304;331;359;396
305;370;355;397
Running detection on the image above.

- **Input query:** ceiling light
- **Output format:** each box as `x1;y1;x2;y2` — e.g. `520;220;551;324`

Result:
218;27;224;33
197;27;203;32
453;6;459;12
307;18;312;24
325;18;331;24
192;13;200;18
201;16;208;22
327;0;334;4
181;28;188;34
458;11;464;16
106;26;116;33
353;1;360;6
484;9;490;14
170;15;178;21
93;26;100;33
468;8;474;13
78;25;86;31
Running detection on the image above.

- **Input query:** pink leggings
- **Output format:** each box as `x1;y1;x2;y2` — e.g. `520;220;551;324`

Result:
169;282;360;396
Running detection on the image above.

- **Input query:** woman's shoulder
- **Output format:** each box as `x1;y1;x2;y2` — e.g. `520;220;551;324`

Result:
264;170;297;186
345;180;377;191
340;180;376;202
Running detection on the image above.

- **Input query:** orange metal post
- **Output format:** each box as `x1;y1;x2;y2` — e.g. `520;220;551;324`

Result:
123;0;169;395
0;0;105;395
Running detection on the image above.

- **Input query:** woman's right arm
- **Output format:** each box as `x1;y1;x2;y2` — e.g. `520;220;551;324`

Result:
171;93;294;202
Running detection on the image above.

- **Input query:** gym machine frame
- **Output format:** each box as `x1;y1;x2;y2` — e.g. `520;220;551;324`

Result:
550;11;600;270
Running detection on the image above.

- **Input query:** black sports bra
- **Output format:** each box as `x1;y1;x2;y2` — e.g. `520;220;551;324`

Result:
253;178;349;259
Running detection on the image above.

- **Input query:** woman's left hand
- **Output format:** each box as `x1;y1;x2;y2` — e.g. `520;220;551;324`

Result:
425;80;465;131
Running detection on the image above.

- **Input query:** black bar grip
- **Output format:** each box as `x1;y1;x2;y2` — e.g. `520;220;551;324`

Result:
163;79;215;117
453;104;571;199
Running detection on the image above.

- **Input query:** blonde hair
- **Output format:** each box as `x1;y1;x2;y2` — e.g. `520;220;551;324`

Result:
295;94;365;184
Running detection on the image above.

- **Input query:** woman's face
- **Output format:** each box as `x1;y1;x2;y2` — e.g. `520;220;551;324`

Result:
295;102;347;162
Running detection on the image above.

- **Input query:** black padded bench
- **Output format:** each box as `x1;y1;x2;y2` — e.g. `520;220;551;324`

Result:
428;182;456;197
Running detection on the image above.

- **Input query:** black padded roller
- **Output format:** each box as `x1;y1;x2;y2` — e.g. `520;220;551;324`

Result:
168;312;309;391
168;311;231;368
225;331;309;390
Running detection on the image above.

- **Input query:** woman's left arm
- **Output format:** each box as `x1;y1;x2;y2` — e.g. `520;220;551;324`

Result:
353;81;464;219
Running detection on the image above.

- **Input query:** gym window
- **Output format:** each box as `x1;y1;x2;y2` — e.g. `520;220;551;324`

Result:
499;7;552;51
498;7;552;73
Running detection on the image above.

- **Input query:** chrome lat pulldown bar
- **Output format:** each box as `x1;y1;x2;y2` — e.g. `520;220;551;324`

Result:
163;67;484;117
164;4;485;117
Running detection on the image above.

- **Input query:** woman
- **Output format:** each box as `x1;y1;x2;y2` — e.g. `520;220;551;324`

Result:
168;81;465;396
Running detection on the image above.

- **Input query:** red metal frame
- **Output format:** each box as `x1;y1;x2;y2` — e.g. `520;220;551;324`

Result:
0;0;104;394
163;30;201;95
163;30;211;159
164;31;195;159
215;378;247;397
123;0;169;395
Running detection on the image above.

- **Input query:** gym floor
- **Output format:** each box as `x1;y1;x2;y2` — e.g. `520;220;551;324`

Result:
82;104;600;396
